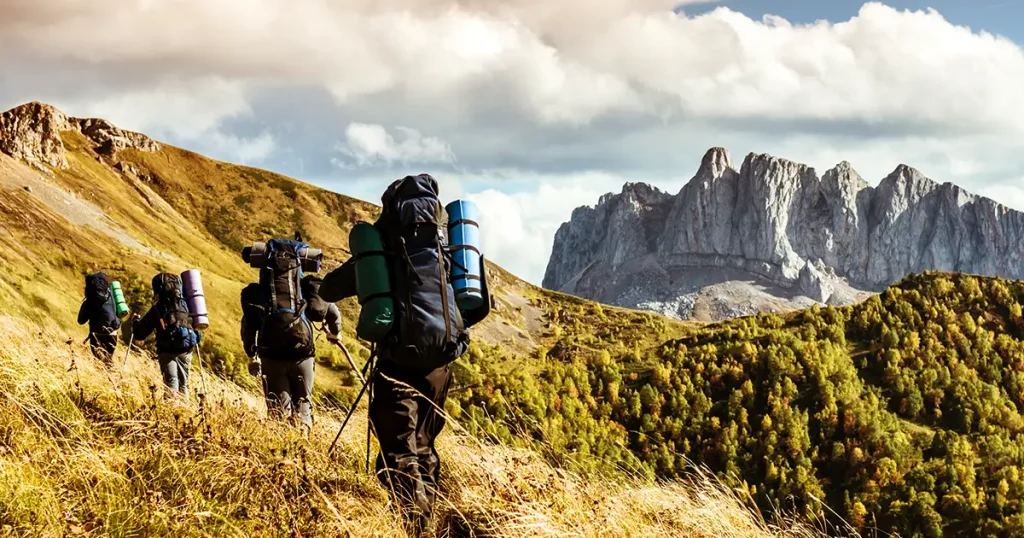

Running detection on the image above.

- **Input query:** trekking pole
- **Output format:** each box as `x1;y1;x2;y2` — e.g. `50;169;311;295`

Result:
121;327;135;368
365;355;376;474
328;354;376;456
331;339;365;384
196;347;209;395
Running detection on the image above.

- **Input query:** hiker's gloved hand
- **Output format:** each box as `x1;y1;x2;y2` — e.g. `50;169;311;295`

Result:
248;359;262;377
326;332;340;343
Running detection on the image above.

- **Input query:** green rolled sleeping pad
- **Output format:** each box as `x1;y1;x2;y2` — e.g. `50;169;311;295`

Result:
350;222;394;342
110;281;130;318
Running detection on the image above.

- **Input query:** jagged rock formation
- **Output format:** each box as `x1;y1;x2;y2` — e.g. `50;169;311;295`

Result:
0;102;158;171
545;148;1024;320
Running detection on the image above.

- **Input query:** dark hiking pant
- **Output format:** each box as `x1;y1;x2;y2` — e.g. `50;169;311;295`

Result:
88;332;117;366
370;363;452;534
158;351;192;398
262;357;315;428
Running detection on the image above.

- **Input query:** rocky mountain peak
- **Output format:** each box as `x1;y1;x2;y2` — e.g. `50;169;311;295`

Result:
0;102;159;171
546;147;1024;320
0;102;73;169
697;147;735;179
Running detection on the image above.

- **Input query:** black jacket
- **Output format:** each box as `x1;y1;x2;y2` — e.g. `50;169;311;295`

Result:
240;287;341;359
133;306;202;354
77;295;121;335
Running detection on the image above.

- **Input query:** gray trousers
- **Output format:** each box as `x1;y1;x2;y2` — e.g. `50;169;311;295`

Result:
158;351;192;397
262;357;314;428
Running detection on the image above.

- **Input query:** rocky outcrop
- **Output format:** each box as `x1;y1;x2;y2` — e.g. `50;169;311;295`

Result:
544;147;1024;319
76;117;160;155
0;102;159;171
544;182;673;295
0;102;73;169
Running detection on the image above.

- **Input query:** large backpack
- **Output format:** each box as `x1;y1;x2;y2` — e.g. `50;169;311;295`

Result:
152;273;198;354
85;272;121;333
300;275;329;325
240;283;266;325
377;174;468;370
257;239;316;360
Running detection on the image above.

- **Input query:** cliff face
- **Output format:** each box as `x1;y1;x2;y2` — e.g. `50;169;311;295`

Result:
544;148;1024;319
0;102;159;171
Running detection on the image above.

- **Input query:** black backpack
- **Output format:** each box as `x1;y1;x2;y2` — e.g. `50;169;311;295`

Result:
152;273;197;353
257;239;315;360
85;272;120;332
300;275;329;324
240;283;266;325
378;174;468;370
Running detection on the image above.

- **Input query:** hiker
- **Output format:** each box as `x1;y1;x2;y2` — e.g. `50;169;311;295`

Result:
77;272;122;366
240;239;322;430
320;174;491;535
132;273;202;399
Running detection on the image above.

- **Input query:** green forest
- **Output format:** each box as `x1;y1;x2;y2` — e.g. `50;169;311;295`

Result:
449;272;1024;538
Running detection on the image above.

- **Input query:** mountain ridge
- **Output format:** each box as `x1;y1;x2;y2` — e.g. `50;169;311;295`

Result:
545;147;1024;319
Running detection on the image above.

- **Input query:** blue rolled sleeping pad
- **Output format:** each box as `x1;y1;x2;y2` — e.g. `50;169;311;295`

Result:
445;200;485;311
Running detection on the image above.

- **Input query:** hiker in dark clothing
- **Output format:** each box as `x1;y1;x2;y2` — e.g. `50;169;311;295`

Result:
78;272;121;366
240;281;320;429
320;175;490;535
133;273;201;399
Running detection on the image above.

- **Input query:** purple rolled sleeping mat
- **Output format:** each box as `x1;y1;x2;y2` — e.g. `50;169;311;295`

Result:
180;269;209;330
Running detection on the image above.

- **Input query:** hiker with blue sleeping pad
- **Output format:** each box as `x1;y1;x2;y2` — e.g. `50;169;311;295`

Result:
320;174;491;536
78;272;125;366
132;273;202;399
240;237;325;430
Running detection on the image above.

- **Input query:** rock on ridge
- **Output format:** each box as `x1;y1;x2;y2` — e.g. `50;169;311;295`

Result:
0;102;159;171
0;102;72;169
545;147;1024;318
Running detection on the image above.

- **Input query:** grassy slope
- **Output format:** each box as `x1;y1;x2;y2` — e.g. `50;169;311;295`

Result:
0;315;819;537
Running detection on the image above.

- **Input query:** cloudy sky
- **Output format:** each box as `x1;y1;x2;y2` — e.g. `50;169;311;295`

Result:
3;1;1024;285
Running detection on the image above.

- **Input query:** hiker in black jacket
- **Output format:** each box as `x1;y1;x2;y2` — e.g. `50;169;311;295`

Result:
320;175;490;536
78;272;121;366
240;279;329;429
133;273;202;399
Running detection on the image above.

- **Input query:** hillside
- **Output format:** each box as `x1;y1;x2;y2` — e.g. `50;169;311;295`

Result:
460;271;1024;537
545;147;1024;321
0;314;821;537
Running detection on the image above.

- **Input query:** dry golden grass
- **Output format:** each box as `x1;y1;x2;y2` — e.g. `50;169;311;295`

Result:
0;315;830;538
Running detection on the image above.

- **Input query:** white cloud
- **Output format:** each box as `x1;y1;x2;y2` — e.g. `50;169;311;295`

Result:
205;131;276;165
5;2;1024;132
44;77;276;164
55;78;251;139
336;123;456;168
